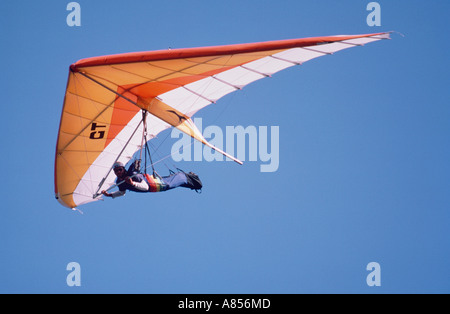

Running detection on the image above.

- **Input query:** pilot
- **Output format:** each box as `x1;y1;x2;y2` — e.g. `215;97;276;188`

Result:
101;162;202;198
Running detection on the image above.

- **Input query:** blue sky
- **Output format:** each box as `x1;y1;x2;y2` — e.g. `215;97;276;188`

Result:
0;0;449;293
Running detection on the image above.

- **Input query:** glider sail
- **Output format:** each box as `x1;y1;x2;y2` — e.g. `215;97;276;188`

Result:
55;32;391;209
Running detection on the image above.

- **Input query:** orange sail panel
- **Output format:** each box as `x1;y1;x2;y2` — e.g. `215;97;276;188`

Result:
55;32;391;209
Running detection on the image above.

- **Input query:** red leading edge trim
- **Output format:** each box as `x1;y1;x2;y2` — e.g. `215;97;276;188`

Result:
70;33;388;71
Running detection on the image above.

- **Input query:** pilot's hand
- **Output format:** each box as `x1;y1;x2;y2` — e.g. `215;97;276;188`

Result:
125;177;133;185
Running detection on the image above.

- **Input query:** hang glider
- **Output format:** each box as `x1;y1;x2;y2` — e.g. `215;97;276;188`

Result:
54;32;391;209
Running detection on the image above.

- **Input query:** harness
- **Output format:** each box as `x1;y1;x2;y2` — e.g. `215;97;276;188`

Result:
143;174;168;192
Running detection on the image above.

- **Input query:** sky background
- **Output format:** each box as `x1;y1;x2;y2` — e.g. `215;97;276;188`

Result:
1;0;449;294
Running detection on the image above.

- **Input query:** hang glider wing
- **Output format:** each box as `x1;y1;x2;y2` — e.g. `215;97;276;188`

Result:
55;32;391;209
